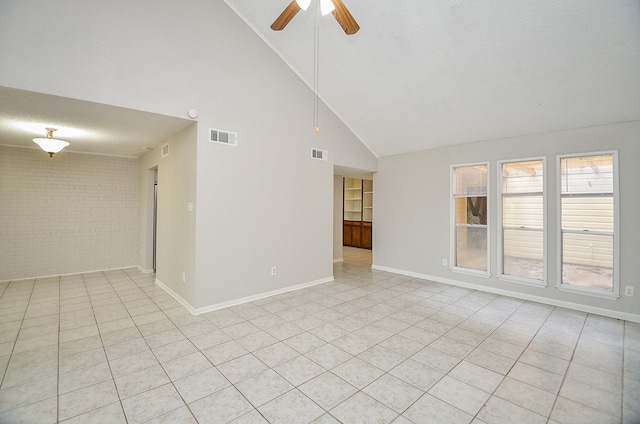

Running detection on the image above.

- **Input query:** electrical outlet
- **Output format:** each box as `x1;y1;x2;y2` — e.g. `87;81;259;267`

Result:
625;286;634;297
442;259;448;267
182;272;186;283
271;267;277;276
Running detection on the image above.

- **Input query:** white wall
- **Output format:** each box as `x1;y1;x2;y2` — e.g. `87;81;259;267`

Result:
0;146;138;280
0;0;376;307
374;121;640;320
139;125;197;306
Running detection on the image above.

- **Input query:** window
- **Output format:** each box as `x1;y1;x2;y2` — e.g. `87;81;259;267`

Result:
558;152;618;299
498;159;545;286
452;163;489;275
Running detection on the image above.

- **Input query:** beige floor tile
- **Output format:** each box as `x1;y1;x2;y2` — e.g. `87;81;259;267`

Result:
161;351;213;381
331;391;398;423
121;383;185;424
173;367;231;403
508;362;564;394
59;401;126;424
389;359;444;391
332;357;385;389
404;393;472;424
59;361;112;394
236;369;294;407
274;354;326;386
478;396;546;424
114;364;170;399
152;339;198;363
253;341;300;368
550;397;618;424
429;376;490;415
190;386;254;423
559;378;622;418
363;374;424;413
358;345;406;371
58;380;119;421
259;389;325;424
144;406;197;424
109;349;159;378
494;377;556;417
0;396;56;424
411;346;461;373
0;376;57;414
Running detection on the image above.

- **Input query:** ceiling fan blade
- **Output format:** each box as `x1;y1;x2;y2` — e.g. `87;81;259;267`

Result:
271;0;302;31
331;0;360;35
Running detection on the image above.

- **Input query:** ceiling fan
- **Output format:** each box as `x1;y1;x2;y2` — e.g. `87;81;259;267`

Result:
271;0;360;35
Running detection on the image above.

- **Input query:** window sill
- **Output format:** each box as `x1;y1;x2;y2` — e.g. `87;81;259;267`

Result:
498;275;547;288
556;284;619;300
452;267;490;279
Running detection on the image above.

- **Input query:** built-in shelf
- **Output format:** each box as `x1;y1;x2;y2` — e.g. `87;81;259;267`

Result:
343;177;373;249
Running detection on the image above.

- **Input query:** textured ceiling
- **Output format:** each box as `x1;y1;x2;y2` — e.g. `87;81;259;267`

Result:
0;87;193;158
1;1;638;159
224;0;640;157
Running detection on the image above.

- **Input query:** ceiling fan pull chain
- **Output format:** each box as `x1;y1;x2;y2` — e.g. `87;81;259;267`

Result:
314;0;320;133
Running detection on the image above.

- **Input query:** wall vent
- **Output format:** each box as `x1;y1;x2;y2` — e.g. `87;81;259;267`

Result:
209;128;237;146
311;148;328;161
161;143;169;158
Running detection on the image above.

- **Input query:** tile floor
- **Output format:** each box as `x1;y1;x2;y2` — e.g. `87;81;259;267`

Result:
0;247;638;423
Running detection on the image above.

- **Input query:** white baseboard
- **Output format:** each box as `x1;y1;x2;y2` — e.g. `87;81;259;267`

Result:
154;278;197;315
136;264;154;274
333;258;344;264
194;276;335;315
372;264;640;324
0;264;139;283
154;276;335;316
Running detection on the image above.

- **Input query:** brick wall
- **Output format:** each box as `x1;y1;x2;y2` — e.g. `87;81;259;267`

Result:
0;146;139;280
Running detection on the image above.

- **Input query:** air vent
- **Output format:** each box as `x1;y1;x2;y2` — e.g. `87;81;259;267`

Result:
209;128;237;146
161;143;169;158
311;148;328;161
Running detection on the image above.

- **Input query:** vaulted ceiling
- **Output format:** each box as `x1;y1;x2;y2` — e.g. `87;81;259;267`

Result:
1;1;638;159
223;0;640;157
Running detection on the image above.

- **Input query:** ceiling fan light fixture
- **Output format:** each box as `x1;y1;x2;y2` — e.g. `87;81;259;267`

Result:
296;0;312;11
33;127;69;157
320;0;335;16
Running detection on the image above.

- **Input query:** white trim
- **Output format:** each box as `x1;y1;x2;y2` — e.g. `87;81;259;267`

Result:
154;278;197;315
496;156;547;286
557;284;620;301
451;267;490;279
556;150;619;299
333;258;344;263
136;264;154;274
154;276;335;316
450;162;490;274
498;275;547;289
371;264;639;323
193;277;334;315
0;265;140;283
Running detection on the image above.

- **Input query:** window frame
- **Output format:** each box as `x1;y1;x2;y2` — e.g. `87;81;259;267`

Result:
556;150;620;300
450;162;491;278
497;157;547;288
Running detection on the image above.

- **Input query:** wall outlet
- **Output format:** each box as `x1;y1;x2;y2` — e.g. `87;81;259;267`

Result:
187;202;193;212
625;286;634;297
271;266;277;276
182;272;186;283
442;259;448;267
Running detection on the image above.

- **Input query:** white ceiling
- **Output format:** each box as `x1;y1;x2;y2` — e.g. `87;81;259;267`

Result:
224;0;640;157
1;1;638;159
0;87;194;158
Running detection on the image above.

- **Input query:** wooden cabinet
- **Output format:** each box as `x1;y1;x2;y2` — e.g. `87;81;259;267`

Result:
343;177;373;249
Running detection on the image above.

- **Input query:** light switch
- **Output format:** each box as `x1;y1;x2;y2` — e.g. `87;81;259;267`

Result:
187;202;193;212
